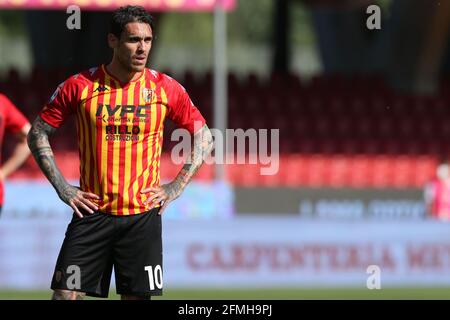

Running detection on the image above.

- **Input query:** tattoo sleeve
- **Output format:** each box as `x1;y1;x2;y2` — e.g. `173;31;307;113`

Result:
27;116;72;200
169;124;213;197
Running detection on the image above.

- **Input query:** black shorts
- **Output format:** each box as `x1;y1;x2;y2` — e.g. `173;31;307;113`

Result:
51;207;163;298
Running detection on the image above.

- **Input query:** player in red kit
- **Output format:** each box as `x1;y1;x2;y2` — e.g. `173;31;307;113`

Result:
0;93;31;215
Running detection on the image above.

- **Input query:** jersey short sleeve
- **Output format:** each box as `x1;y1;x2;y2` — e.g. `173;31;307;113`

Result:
39;76;79;128
0;94;29;134
165;77;206;134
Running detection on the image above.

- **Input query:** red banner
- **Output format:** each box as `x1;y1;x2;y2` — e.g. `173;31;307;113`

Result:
0;0;235;11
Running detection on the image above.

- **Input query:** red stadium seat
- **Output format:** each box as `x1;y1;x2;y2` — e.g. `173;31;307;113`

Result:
371;156;395;187
411;98;428;116
284;97;301;117
193;164;214;182
266;96;282;116
377;117;396;139
317;139;338;154
403;141;422;155
436;118;450;140
417;119;435;140
272;115;289;132
239;164;263;186
327;155;351;187
397;117;415;140
391;156;415;187
354;117;374;139
305;155;330;187
421;141;442;156
432;98;448;117
297;139;317;154
348;155;372;187
370;98;388;115
328;97;345;115
341;139;360;155
280;155;309;186
335;116;353;139
292;120;313;140
10;68;450;189
361;139;381;155
225;164;242;185
306;96;325;115
314;116;333;138
413;156;438;187
349;97;367;116
259;165;282;186
383;139;401;155
390;98;408;116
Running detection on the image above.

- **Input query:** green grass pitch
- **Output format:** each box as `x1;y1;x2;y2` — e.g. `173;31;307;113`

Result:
1;288;450;300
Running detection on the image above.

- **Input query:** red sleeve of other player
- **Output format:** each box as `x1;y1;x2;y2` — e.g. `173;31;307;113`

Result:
0;94;29;134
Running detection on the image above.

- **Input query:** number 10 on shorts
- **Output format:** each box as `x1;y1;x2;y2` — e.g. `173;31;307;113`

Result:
145;265;163;290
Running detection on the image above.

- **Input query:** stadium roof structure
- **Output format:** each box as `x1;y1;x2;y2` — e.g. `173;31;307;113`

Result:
0;0;235;11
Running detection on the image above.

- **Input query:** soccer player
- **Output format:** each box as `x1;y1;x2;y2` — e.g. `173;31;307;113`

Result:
27;6;213;300
0;93;31;215
424;160;450;221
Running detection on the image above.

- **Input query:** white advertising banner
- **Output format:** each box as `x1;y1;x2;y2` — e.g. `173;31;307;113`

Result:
164;218;450;288
1;216;450;289
3;181;234;219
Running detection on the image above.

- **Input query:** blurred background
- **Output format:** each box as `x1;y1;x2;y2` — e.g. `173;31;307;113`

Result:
1;0;450;299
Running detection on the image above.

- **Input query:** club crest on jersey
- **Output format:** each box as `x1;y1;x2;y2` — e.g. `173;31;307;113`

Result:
141;87;154;103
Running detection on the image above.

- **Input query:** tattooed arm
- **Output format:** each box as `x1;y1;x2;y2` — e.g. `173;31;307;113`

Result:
142;124;213;215
27;116;99;218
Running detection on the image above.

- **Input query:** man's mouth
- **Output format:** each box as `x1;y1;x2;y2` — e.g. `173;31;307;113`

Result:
134;56;147;63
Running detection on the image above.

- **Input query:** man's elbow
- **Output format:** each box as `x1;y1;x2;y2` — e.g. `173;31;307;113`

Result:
203;128;214;156
26;122;38;150
205;137;213;156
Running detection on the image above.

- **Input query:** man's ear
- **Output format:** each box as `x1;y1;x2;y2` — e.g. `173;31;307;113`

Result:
107;33;118;49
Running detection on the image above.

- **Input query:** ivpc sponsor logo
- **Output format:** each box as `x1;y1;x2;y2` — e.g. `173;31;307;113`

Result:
96;104;151;142
95;104;151;118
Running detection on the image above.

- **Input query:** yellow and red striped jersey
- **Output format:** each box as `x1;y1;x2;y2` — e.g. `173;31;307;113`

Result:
40;65;205;215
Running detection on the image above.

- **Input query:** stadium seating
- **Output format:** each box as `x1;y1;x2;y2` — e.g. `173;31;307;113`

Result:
2;67;448;188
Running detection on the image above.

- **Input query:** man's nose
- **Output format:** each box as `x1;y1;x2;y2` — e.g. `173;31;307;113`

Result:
138;41;149;52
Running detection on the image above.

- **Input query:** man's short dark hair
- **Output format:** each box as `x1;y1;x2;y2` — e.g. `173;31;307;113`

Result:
110;5;154;38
